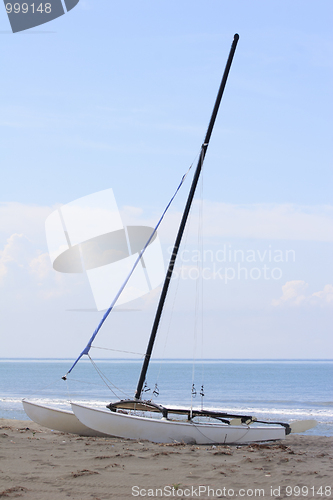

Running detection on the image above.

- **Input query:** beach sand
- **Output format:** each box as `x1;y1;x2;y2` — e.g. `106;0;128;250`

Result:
0;419;332;499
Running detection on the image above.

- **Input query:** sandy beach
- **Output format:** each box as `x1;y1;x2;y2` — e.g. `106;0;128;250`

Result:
0;419;332;499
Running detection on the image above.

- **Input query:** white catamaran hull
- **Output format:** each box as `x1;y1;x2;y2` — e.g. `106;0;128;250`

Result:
71;403;286;444
22;400;108;437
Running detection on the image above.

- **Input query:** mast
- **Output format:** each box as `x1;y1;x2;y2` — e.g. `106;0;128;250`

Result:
135;34;239;400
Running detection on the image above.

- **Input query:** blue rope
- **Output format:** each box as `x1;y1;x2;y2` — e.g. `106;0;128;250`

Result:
64;165;192;377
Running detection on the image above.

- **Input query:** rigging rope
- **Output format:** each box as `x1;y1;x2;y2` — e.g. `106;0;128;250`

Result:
199;164;205;410
88;354;131;399
146;148;203;393
91;346;145;357
154;182;194;392
191;159;205;413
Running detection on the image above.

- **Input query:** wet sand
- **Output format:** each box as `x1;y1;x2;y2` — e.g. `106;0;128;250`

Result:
0;418;332;499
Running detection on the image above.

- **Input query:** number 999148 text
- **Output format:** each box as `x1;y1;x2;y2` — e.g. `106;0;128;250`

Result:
6;3;52;14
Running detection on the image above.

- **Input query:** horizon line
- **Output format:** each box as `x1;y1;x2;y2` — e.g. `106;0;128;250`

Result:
1;357;332;362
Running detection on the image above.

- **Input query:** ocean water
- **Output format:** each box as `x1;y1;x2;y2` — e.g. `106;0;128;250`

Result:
0;359;332;437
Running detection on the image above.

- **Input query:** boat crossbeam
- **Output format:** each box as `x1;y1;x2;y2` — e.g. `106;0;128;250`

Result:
106;399;292;434
107;400;248;422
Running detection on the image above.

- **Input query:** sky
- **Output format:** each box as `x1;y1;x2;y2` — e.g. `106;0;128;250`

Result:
0;0;332;361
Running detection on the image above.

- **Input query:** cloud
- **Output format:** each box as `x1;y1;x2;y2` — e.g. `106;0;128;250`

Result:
29;252;52;282
0;232;58;292
312;284;333;305
1;200;332;312
272;280;333;307
271;280;308;306
0;203;64;295
0;231;86;308
200;202;333;242
0;202;53;241
0;233;32;284
2;201;333;246
121;201;333;243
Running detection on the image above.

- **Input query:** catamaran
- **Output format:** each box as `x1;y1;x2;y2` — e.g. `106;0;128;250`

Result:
23;34;316;443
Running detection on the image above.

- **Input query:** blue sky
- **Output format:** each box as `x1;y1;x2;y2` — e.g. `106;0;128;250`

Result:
0;0;332;360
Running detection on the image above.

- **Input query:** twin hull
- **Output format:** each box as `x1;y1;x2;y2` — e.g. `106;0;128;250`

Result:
22;400;108;437
71;403;286;444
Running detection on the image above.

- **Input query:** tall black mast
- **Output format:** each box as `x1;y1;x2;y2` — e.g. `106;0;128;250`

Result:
135;34;239;400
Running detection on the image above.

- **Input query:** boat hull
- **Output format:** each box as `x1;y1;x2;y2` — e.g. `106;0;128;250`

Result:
71;403;286;444
22;400;108;437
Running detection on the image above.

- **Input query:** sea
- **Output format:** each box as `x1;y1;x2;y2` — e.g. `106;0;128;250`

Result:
0;359;332;437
